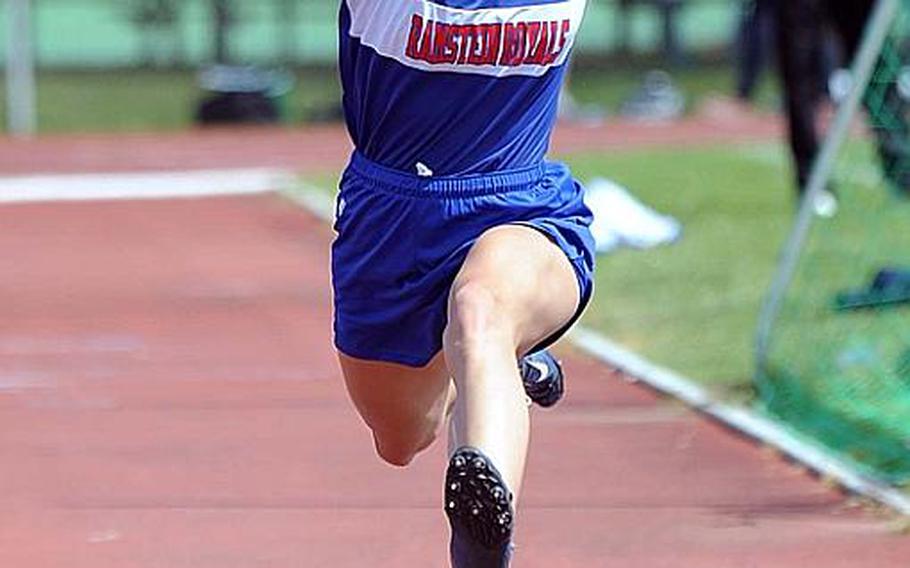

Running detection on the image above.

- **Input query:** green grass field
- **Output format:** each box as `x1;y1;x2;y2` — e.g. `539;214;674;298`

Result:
757;141;910;481
563;143;793;398
0;69;343;133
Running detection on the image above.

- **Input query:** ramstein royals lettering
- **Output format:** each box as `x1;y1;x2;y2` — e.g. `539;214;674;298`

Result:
405;15;571;67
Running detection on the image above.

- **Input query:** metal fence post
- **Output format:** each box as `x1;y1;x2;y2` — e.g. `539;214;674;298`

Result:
5;0;37;136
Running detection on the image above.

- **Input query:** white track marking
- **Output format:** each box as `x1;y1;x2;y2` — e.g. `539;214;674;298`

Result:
0;168;297;203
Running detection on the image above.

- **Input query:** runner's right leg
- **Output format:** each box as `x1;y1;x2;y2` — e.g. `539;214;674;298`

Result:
338;352;453;467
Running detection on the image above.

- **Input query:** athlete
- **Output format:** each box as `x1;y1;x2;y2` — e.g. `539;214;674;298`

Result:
332;1;594;566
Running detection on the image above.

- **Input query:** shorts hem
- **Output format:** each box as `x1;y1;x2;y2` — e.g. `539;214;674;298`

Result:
334;339;441;368
525;258;594;356
508;221;595;355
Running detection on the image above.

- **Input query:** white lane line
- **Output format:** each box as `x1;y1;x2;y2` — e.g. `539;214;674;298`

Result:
0;168;297;203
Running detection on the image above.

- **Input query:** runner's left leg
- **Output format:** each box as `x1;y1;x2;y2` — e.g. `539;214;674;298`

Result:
443;223;581;498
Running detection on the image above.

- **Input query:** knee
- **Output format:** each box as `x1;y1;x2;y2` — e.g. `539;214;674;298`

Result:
373;429;436;467
444;281;513;349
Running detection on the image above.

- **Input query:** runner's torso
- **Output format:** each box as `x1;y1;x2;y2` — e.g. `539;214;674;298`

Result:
339;0;587;176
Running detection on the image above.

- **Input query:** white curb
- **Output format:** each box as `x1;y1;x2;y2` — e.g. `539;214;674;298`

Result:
571;327;910;517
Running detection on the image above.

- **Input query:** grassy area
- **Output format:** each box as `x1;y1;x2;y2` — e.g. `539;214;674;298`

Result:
0;64;775;133
562;143;793;398
0;68;342;133
757;141;910;481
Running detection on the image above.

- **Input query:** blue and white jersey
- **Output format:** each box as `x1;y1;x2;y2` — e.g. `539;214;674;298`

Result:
339;0;587;176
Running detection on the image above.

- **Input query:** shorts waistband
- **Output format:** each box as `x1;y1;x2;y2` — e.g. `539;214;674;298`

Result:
346;151;548;197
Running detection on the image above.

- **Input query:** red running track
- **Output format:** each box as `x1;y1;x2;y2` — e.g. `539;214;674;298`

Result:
0;112;784;175
1;192;908;567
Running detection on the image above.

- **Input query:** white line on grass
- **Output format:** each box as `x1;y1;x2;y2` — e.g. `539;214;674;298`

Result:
281;180;336;223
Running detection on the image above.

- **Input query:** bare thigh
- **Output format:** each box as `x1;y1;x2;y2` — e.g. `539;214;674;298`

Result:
338;351;453;466
449;224;581;356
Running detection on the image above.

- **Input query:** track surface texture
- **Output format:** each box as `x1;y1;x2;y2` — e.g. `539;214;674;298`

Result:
2;117;909;567
0;111;783;175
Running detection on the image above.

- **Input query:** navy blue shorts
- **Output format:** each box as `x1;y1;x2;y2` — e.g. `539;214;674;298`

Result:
331;152;596;367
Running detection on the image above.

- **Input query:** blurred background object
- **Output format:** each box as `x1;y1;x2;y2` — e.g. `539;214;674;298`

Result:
757;0;910;482
615;0;686;65
734;0;775;103
128;0;185;68
195;65;293;125
4;0;37;136
619;69;685;120
584;176;682;253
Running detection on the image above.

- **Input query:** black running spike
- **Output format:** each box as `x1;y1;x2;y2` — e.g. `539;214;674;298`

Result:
444;447;514;551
